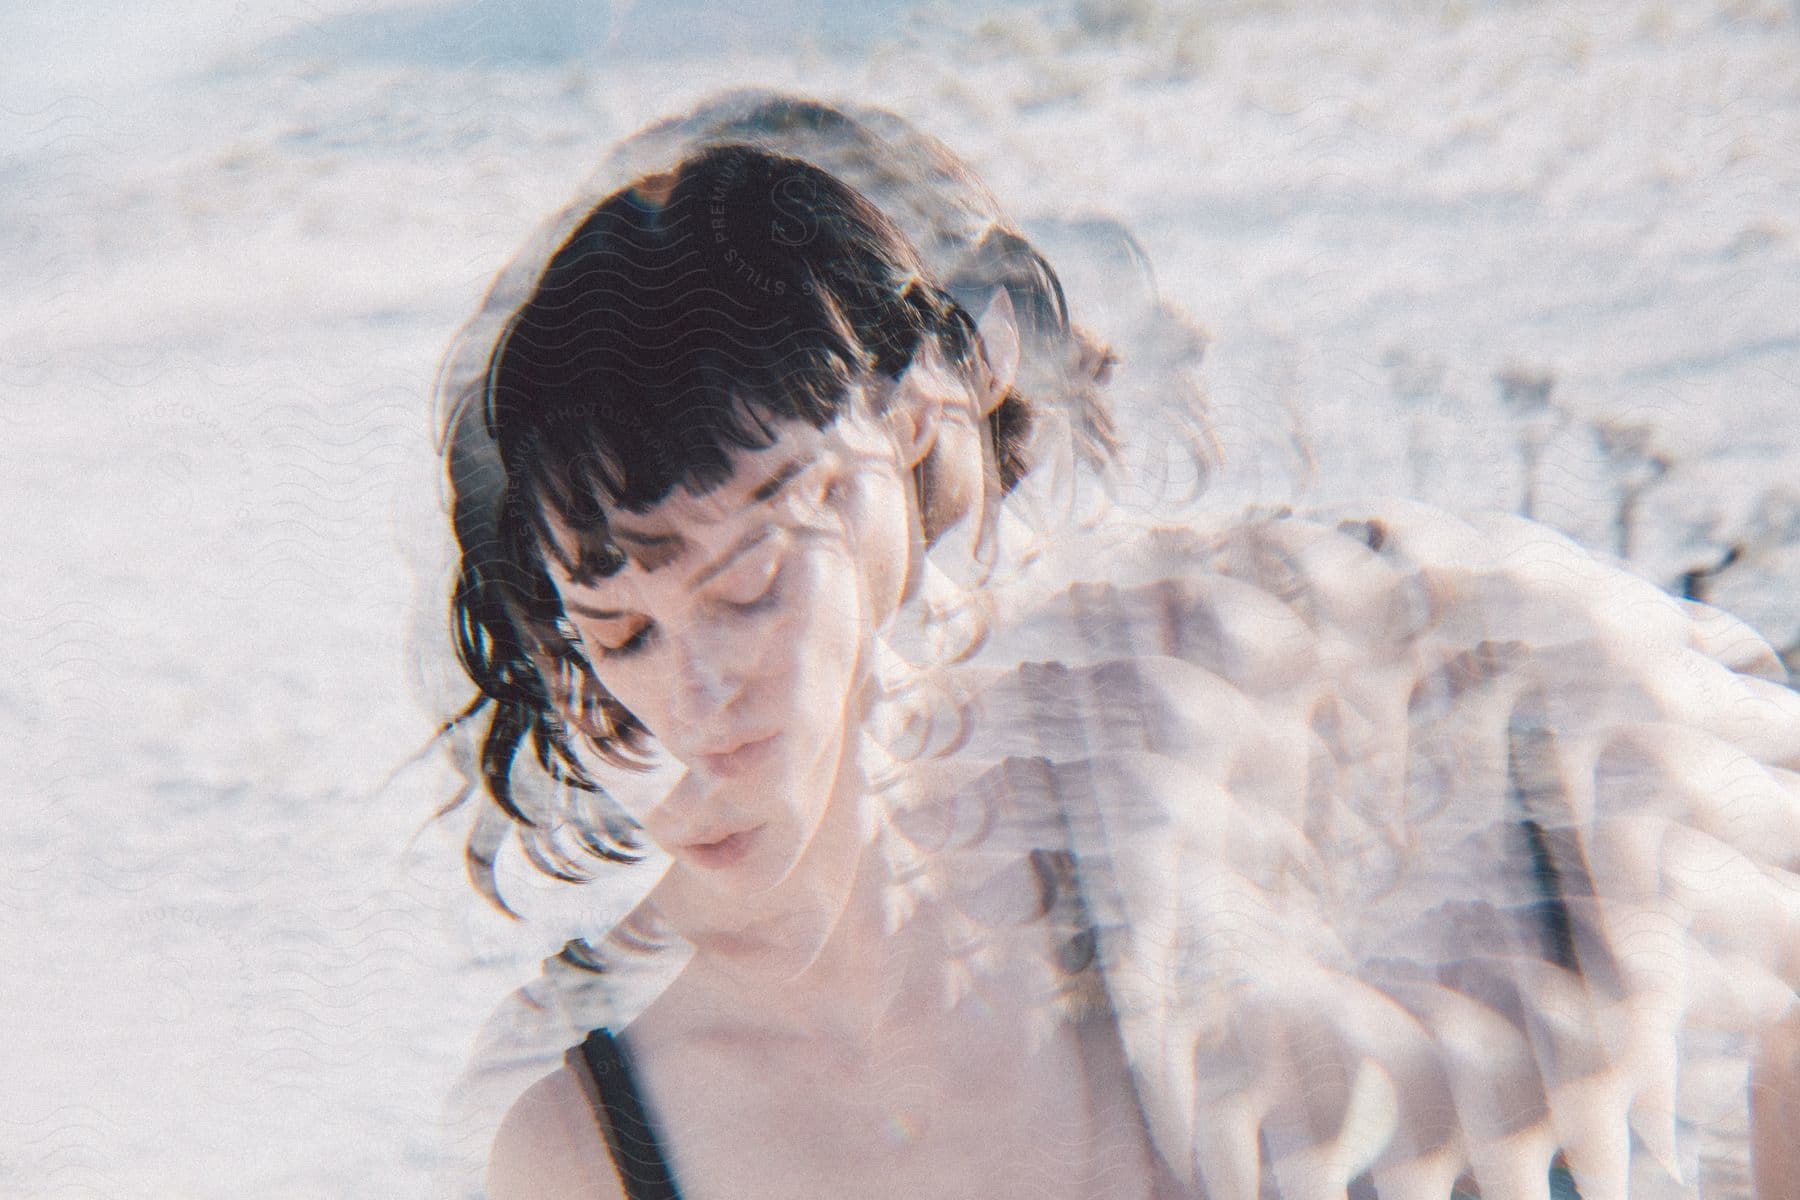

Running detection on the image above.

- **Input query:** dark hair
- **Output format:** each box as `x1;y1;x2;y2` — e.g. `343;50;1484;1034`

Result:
438;121;1116;906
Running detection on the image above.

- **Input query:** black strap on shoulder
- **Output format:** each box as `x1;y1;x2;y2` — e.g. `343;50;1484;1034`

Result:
578;1028;683;1200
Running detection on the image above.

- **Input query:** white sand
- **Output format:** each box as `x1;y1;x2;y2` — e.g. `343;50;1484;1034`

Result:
2;1;1797;1195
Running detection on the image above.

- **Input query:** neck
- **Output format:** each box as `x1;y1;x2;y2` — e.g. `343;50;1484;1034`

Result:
693;826;914;1045
639;652;1049;1045
642;719;914;1033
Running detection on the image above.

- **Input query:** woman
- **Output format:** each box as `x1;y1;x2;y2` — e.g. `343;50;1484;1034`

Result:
439;94;1800;1199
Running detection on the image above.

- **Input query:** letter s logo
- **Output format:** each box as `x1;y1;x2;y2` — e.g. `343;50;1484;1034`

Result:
768;175;818;248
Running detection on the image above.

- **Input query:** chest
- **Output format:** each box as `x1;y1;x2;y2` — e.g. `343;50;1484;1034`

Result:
631;1006;1167;1200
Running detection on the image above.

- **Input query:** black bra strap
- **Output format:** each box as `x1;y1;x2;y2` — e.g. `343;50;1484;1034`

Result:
578;1028;683;1200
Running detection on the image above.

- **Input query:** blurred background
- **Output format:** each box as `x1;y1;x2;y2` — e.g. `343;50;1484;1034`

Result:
2;0;1797;1194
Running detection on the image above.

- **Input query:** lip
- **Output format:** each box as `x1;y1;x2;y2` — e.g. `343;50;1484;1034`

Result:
681;824;765;870
696;734;777;778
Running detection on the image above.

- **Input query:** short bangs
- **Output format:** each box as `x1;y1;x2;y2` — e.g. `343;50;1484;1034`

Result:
484;143;982;573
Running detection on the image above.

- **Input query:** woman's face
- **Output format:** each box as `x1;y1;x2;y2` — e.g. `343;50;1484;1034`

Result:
545;413;914;900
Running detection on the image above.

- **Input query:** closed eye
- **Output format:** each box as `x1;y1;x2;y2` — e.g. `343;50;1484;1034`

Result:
599;621;656;659
714;549;784;611
724;562;784;613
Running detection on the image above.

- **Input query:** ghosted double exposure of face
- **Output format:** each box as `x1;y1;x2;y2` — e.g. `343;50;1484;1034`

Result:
543;415;912;898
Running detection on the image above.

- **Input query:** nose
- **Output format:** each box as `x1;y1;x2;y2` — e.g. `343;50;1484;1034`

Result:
666;626;746;734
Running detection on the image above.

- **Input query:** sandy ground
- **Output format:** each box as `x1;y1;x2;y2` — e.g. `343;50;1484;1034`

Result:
3;0;1797;1195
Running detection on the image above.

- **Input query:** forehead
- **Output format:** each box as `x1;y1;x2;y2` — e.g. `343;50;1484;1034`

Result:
543;415;885;585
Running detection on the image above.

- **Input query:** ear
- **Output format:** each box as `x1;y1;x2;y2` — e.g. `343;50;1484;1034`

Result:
974;288;1021;409
886;378;943;469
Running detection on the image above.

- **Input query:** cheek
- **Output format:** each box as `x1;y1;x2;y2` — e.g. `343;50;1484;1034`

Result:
780;555;863;683
607;673;657;724
752;557;868;745
584;659;672;740
838;472;912;625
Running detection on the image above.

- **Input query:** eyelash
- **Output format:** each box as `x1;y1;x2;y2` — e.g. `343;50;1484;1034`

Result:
601;624;655;659
726;562;784;613
590;564;785;661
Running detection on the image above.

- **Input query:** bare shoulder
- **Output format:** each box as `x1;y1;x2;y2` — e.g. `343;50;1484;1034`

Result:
486;1063;624;1200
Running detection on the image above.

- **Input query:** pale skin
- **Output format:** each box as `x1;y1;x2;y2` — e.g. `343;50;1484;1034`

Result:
486;324;1184;1200
1751;1004;1800;1198
483;352;1800;1199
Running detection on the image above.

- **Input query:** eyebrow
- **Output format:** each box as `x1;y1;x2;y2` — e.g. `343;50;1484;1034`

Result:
559;454;812;619
749;456;809;503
